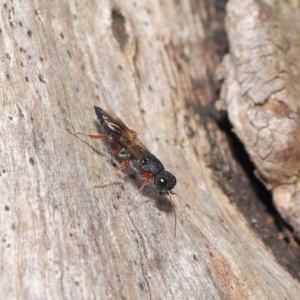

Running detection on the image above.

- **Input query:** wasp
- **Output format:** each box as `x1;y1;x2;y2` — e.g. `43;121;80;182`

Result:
67;106;179;234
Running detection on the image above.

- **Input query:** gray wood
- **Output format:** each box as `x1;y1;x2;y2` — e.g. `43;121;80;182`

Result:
1;0;299;299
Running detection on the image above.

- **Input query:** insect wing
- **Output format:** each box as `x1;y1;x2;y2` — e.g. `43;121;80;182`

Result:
98;109;127;135
119;134;149;160
101;109;149;159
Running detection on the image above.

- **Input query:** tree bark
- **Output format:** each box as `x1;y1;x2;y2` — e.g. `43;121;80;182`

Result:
1;0;299;299
217;0;300;239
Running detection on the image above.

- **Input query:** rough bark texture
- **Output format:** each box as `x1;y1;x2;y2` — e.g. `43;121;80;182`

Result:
217;0;300;238
1;0;300;299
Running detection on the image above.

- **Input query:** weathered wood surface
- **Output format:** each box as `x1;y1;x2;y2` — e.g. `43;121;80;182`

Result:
217;0;300;239
1;0;299;299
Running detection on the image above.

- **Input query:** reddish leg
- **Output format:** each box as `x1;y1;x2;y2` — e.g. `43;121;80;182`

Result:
94;159;130;188
106;136;119;155
67;127;120;155
127;172;153;205
115;159;130;172
67;128;131;187
67;127;108;140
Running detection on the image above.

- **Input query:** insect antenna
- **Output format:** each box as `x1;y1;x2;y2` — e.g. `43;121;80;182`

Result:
167;193;177;239
170;190;184;202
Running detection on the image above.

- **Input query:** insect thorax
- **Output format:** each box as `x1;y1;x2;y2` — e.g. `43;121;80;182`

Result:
133;150;165;175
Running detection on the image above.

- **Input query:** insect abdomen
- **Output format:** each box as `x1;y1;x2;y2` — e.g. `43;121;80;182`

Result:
94;106;106;126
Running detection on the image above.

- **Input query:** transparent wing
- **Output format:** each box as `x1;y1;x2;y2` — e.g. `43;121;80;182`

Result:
101;108;149;159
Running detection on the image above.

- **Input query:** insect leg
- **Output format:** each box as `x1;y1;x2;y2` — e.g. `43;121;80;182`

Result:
127;172;153;205
105;139;130;172
67;128;131;188
115;159;130;171
93;158;131;188
66;127;108;140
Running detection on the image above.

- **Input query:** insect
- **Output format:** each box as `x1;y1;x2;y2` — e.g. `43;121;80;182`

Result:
67;106;179;234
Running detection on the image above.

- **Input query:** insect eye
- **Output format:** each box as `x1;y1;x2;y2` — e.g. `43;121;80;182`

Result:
157;177;167;188
153;171;176;192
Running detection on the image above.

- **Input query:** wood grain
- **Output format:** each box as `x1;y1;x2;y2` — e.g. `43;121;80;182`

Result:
1;0;299;299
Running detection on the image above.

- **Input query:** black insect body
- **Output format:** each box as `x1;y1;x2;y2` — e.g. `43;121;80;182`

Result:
67;106;179;236
131;149;177;194
92;106;177;195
